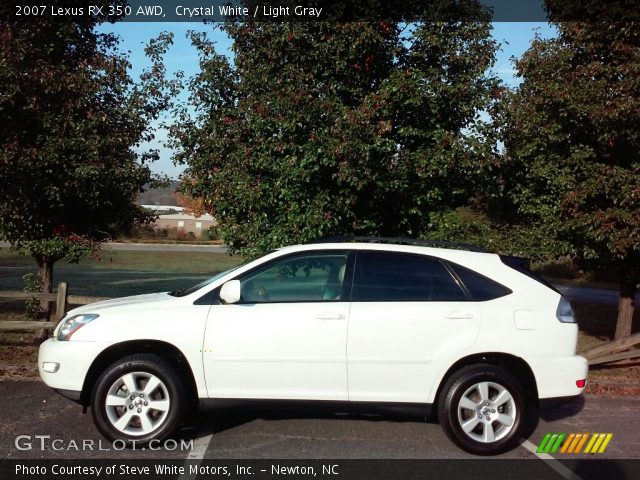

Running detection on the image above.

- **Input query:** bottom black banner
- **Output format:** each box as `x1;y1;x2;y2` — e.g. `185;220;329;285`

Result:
2;459;640;480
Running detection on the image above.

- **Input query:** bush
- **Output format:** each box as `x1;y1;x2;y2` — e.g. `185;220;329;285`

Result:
120;224;218;241
202;227;220;241
532;256;582;280
22;272;43;319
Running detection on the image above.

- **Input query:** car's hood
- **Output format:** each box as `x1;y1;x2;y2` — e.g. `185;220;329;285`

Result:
65;292;174;316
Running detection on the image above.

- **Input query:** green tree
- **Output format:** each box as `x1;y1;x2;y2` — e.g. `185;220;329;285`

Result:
170;6;499;258
0;3;178;299
495;1;640;338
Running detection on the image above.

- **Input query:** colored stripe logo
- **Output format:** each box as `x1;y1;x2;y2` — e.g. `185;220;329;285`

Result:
537;433;613;454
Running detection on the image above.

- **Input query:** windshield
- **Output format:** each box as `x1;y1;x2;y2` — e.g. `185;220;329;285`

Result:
169;264;244;297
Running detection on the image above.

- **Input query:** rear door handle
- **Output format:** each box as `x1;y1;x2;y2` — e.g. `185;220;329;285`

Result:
314;312;346;320
444;312;474;320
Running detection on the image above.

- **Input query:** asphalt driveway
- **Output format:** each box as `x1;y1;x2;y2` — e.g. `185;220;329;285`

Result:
1;381;638;461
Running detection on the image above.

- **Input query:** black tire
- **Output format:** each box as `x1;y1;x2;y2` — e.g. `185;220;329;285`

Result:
91;354;187;445
437;365;525;455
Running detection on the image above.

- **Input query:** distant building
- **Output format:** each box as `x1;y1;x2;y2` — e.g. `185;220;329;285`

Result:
154;213;216;237
141;204;185;213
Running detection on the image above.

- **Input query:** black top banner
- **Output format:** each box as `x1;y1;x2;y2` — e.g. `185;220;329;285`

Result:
3;0;639;23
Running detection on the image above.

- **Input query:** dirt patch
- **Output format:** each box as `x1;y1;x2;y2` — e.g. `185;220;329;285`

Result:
0;337;39;380
0;312;41;380
585;360;640;396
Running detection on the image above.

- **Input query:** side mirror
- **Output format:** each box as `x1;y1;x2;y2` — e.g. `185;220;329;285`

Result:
219;280;241;304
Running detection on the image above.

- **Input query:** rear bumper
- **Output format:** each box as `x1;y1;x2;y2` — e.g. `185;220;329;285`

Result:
526;355;588;399
539;394;582;410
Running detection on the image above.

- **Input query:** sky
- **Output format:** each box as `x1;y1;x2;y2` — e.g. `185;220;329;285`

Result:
98;22;557;179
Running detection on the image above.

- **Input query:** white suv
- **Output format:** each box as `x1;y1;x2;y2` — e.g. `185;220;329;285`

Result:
38;238;588;455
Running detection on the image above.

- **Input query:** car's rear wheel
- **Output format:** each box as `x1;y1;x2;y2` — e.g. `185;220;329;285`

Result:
91;354;186;445
438;365;525;455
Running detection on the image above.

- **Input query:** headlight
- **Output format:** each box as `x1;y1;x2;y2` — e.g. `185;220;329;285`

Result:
57;314;99;341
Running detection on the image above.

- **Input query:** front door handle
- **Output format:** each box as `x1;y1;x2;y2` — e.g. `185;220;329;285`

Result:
314;312;346;320
444;311;474;320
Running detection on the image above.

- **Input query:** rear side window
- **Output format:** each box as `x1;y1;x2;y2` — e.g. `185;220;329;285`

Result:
352;252;468;302
448;262;512;301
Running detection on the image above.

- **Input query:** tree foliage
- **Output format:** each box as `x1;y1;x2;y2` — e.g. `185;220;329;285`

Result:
495;1;640;337
0;2;178;293
174;179;207;217
171;8;500;257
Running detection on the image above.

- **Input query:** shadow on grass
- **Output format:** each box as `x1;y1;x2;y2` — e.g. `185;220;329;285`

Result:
573;301;640;339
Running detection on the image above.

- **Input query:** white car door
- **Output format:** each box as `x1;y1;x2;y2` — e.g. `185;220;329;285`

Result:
347;251;481;403
203;251;351;400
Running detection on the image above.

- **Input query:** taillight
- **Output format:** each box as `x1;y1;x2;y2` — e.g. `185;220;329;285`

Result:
556;297;576;323
576;379;586;388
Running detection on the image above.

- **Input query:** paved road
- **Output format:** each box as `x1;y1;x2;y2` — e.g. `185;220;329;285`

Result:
555;285;639;306
104;243;229;253
1;381;638;462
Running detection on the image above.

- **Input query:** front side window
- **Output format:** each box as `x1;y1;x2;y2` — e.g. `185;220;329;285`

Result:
240;253;348;303
352;251;468;302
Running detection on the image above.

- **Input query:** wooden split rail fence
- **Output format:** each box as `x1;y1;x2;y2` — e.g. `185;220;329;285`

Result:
580;331;640;366
0;282;110;331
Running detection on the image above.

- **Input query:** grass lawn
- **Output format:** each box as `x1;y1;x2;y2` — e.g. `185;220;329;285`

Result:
0;248;242;274
88;250;242;273
0;249;244;296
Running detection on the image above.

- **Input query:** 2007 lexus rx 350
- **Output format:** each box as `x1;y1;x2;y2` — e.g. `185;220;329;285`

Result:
39;238;587;455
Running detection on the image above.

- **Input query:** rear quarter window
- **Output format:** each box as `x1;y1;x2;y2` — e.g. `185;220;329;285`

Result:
447;262;512;301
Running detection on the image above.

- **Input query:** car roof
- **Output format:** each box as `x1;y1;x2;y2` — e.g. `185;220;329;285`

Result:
276;242;496;260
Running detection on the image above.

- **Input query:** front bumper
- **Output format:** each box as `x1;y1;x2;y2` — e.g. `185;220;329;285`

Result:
527;355;588;399
38;338;107;393
53;388;83;403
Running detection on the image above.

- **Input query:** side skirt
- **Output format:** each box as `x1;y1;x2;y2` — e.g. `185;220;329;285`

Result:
198;398;433;419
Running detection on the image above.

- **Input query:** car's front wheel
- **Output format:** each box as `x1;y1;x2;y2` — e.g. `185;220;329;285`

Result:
91;354;186;445
438;365;525;455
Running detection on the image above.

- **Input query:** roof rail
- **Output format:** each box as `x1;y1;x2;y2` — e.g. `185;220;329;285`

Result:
310;236;488;253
